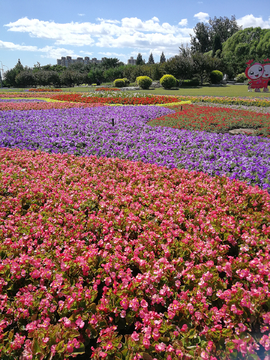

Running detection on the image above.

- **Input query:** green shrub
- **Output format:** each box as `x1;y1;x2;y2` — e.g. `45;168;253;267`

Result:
160;74;177;89
122;78;130;86
210;70;223;84
113;79;125;88
136;76;153;89
180;78;200;87
235;72;247;83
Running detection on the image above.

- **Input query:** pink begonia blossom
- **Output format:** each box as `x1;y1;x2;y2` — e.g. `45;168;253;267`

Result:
120;298;129;310
105;342;113;350
10;333;26;350
61;317;72;328
99;351;108;358
131;331;140;342
141;299;148;308
143;336;151;348
152;328;160;341
76;317;85;329
129;298;140;311
260;335;270;351
155;342;166;352
180;324;188;332
201;350;210;360
120;310;126;318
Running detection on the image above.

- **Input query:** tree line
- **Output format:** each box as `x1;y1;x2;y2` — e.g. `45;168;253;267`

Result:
2;54;223;88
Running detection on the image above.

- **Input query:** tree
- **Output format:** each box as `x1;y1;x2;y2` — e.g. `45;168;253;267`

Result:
136;53;145;65
212;33;222;57
60;70;78;87
191;15;241;54
160;52;166;63
222;27;270;77
148;53;155;64
103;66;125;82
101;57;123;69
192;52;221;85
190;22;212;53
209;15;241;44
3;59;24;87
87;68;104;84
15;70;35;87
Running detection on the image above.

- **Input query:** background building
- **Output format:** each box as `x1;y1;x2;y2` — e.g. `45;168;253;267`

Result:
57;56;105;67
127;57;136;65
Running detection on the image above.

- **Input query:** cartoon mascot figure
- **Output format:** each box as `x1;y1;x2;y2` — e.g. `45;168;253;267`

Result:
262;59;270;93
245;60;263;92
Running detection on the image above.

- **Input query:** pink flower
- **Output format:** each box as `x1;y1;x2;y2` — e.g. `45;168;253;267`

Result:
120;310;126;318
129;298;140;312
67;343;74;353
201;350;210;360
155;342;166;352
143;336;150;348
76;317;85;329
120;298;129;310
61;317;72;328
260;335;270;351
99;351;108;358
152;328;160;341
131;331;140;342
105;342;113;350
10;333;26;350
181;324;188;332
141;299;148;308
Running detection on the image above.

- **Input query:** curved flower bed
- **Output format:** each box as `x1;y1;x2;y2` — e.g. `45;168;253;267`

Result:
0;148;270;359
95;87;121;92
0;99;46;103
28;88;62;92
0;92;63;99
175;96;270;108
150;103;270;138
0;101;104;111
0;106;269;192
50;93;181;105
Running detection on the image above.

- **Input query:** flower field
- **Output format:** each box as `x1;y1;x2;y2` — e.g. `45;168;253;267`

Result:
0;101;104;111
149;103;270;137
0;92;270;359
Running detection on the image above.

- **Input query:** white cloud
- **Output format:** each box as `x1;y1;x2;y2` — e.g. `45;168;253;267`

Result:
179;19;188;26
0;40;78;59
0;40;38;51
194;12;209;22
98;51;126;58
237;14;270;29
78;14;85;17
3;16;193;56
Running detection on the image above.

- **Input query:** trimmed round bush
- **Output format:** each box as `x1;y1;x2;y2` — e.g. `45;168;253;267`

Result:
235;72;247;83
136;76;153;89
160;74;177;89
113;79;125;88
210;70;223;84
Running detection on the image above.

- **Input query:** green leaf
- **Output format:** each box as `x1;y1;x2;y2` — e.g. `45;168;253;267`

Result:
33;338;42;354
72;344;85;355
89;302;96;313
142;353;153;360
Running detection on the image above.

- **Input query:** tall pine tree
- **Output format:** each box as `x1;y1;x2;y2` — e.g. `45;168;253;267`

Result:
136;53;145;65
148;53;155;64
160;52;166;63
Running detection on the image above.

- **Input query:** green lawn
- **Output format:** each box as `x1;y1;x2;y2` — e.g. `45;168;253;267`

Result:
1;84;270;98
132;85;270;98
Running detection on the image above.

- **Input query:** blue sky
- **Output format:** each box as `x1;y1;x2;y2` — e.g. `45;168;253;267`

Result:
0;0;270;72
